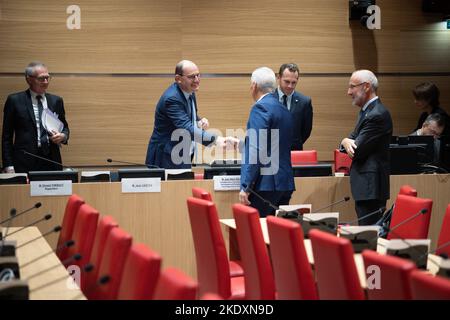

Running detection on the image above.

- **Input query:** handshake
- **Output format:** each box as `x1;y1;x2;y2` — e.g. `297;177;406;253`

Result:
215;136;241;151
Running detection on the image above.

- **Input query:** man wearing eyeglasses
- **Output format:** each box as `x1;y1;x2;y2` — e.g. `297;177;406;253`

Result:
340;70;393;226
146;60;229;169
2;62;70;173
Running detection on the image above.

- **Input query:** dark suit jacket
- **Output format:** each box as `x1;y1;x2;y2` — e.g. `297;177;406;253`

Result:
2;90;69;173
343;98;393;202
145;83;215;169
240;94;295;192
273;90;313;150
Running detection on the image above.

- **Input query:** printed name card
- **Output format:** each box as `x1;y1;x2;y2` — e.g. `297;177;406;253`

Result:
213;175;240;191
121;178;161;193
30;180;72;196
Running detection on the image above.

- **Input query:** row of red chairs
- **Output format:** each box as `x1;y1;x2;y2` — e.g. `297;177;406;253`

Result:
188;186;450;299
55;194;198;299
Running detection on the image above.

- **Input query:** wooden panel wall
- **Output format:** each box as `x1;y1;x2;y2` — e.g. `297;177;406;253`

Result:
1;0;449;165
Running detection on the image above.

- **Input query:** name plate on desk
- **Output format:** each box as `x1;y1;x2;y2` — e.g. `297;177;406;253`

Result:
213;175;240;191
30;180;72;196
121;178;161;193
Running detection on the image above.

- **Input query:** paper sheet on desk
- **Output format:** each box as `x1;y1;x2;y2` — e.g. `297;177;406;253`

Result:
42;108;64;133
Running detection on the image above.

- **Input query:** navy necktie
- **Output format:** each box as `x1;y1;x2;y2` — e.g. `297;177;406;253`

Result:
282;95;288;108
36;95;49;153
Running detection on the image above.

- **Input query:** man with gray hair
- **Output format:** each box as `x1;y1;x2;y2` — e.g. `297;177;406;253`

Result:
2;62;70;173
340;69;393;225
239;67;295;217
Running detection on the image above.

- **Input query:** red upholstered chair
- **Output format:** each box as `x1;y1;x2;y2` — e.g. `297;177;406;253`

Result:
64;203;99;269
387;194;433;240
334;149;352;175
87;227;132;300
309;229;365;300
362;250;416;300
201;292;224;300
117;243;162;300
436;204;450;258
232;203;275;300
399;185;418;197
56;194;85;261
410;270;450;300
82;215;119;293
186;197;245;299
266;216;318;300
192;187;213;201
153;267;198;300
291;150;318;165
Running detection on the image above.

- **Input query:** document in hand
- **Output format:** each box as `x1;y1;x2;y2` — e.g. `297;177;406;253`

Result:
42;108;64;133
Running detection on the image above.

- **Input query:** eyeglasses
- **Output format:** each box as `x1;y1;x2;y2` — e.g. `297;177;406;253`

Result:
348;82;367;89
30;75;52;82
181;73;201;80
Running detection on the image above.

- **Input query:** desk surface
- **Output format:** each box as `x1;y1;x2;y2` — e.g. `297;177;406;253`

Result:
220;218;442;289
7;227;85;300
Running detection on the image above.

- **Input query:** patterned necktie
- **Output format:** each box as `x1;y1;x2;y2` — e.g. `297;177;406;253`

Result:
36;95;49;153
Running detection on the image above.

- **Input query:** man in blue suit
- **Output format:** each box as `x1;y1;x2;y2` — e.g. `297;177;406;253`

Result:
340;70;393;225
273;63;313;150
145;60;227;169
239;67;295;217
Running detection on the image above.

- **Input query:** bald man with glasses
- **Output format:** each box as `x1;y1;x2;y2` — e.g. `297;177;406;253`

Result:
145;60;229;169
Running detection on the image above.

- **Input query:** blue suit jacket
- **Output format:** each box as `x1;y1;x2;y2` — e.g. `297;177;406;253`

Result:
273;90;313;150
240;94;295;192
145;83;215;168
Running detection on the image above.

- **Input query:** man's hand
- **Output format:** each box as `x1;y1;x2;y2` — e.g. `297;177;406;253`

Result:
341;138;357;158
197;118;209;130
2;167;15;173
49;131;66;144
239;190;251;205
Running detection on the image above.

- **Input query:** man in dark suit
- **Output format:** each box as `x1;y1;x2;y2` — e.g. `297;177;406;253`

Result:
145;60;228;169
2;62;70;173
340;70;393;225
273;63;313;150
239;67;295;217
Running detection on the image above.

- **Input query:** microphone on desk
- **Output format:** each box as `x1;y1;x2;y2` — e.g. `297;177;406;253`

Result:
25;253;82;281
3;214;52;239
0;202;42;226
0;208;17;256
340;207;386;226
311;196;351;213
20;240;75;269
106;158;160;169
22;150;74;171
15;226;61;250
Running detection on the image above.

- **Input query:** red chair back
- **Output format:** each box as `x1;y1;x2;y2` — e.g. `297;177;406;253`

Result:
117;243;162;300
56;194;85;261
232;203;275;300
82;215;119;293
291;150;318;164
187;197;243;299
410;270;450;299
436;204;450;257
192;187;213;201
64;203;99;269
387;194;433;240
87;227;132;300
266;216;318;300
309;229;364;300
153;267;198;300
399;185;418;197
362;250;416;300
334;149;352;175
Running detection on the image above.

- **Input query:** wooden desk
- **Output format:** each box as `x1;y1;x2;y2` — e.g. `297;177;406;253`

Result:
7;227;85;300
1;174;449;279
220;218;441;288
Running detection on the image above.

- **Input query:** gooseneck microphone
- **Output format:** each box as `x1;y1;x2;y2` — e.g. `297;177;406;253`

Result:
0;208;17;255
340;207;386;225
22;150;74;171
106;158;160;169
15;225;61;250
0;203;41;225
311;196;351;213
389;208;428;233
4;214;52;239
25;253;82;281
